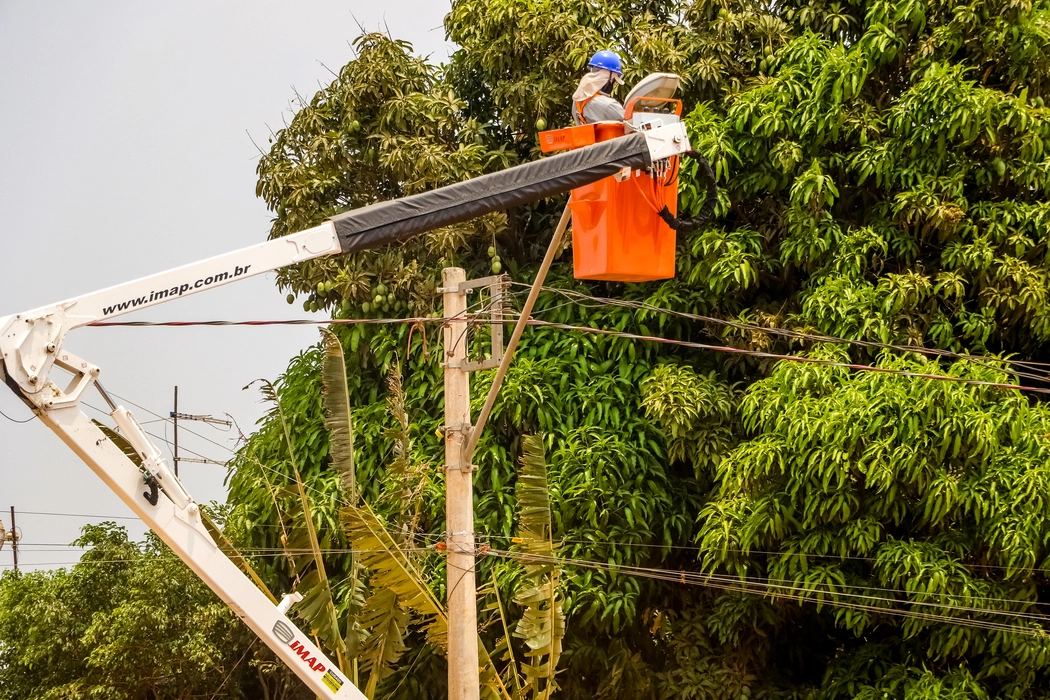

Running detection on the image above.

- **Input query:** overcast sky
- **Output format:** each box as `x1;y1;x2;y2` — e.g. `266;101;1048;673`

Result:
0;1;452;571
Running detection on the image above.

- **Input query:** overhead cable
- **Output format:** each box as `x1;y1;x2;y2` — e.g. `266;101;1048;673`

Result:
17;510;141;521
522;318;1050;395
80;309;1049;393
487;549;1050;637
516;283;1050;384
0;406;35;424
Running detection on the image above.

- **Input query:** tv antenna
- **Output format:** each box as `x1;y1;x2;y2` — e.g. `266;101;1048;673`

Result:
170;386;233;474
1;507;21;570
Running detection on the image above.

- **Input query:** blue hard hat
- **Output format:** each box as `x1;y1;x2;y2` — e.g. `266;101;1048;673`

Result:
587;50;623;75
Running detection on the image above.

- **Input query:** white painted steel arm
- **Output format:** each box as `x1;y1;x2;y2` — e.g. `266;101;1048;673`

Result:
38;403;364;700
0;219;363;698
34;223;336;326
0;223;338;402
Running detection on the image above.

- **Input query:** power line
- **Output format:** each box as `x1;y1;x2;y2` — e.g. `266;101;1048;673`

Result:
0;547;434;568
9;537;1046;619
469;532;1050;579
78;311;1050;394
0;406;35;424
78;279;1049;384
487;549;1050;637
28;523;1042;619
88;317;433;328
17;510;295;529
21;505;1050;597
11;511;1047;573
7;544;1047;636
85;292;498;330
517;283;1050;380
17;510;141;521
522;319;1050;395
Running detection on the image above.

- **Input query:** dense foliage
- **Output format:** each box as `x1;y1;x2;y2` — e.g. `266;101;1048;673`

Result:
0;523;308;700
231;0;1050;698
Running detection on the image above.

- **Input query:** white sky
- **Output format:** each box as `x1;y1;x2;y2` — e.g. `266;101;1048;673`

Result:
0;1;453;570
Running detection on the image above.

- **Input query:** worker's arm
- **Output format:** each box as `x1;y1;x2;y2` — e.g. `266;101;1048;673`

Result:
582;95;626;124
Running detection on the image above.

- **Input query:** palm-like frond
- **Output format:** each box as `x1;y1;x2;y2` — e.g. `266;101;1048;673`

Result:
319;328;366;681
320;328;357;501
357;588;410;697
288;447;348;670
513;435;564;700
343;499;512;699
485;570;524;698
342;502;447;693
343;503;447;644
385;365;411;486
381;365;430;537
255;379;348;672
515;435;553;552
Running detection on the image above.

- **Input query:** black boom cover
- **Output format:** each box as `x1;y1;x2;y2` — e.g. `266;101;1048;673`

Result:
329;132;652;253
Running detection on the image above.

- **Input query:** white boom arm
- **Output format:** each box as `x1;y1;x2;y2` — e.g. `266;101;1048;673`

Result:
0;222;365;700
0;121;694;698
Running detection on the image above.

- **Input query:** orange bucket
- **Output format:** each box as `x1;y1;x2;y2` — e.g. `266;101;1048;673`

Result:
539;123;677;282
570;170;677;282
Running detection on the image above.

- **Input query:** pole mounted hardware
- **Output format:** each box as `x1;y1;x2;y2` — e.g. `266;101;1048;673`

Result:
170;412;233;427
444;274;507;373
0;516;19;551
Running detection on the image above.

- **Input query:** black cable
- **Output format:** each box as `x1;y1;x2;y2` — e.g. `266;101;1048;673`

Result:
511;284;1050;385
18;510;140;521
658;151;717;233
0;406;35;423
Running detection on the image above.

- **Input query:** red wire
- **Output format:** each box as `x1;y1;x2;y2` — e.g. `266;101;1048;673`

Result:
87;316;1050;395
631;173;663;213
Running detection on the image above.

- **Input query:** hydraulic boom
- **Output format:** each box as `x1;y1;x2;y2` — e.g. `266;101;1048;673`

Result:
0;122;690;697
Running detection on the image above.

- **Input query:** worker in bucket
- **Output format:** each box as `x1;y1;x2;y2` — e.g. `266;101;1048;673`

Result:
572;49;626;125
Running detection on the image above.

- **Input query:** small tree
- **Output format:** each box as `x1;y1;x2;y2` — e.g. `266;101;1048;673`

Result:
0;523;293;699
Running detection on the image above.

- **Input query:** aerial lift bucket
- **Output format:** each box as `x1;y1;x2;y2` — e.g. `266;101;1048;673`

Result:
539;76;685;282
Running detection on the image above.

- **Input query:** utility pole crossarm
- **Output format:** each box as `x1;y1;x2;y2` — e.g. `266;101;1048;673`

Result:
170;412;233;427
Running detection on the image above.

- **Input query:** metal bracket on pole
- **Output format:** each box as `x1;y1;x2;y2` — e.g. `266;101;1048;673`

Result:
447;274;507;373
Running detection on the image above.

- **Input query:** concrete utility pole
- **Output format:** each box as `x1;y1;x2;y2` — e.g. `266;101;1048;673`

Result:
442;267;480;700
